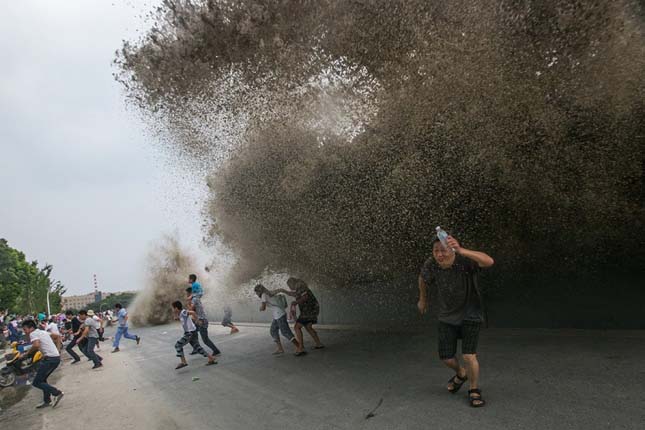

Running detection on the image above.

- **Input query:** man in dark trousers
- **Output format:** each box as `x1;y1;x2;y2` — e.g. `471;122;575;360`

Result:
76;310;103;369
186;287;221;358
21;319;64;409
63;310;82;364
418;235;494;408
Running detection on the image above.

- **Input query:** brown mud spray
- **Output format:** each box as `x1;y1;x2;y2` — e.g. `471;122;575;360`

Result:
116;1;645;295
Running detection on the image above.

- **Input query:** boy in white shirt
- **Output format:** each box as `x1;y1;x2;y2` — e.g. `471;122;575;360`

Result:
171;301;217;370
21;319;64;409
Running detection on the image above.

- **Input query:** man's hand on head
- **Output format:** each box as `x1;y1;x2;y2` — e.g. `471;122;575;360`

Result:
446;236;462;253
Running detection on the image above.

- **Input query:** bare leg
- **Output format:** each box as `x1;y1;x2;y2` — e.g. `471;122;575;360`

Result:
304;324;323;347
274;338;285;354
442;358;467;391
291;338;300;351
294;323;305;353
462;353;484;406
462;354;480;389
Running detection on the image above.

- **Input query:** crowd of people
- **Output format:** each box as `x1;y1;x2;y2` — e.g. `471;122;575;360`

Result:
3;234;493;409
1;304;142;409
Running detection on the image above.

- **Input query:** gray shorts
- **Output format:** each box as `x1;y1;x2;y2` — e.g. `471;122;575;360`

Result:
270;315;294;342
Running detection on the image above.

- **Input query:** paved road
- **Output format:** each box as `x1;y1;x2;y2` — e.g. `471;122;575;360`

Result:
95;323;644;430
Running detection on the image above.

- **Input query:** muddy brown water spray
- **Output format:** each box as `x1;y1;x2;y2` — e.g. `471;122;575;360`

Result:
116;1;645;297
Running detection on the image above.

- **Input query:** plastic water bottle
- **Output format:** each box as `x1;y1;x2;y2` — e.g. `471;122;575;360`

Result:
436;226;454;251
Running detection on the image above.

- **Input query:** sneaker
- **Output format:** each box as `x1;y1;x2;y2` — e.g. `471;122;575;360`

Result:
52;392;64;408
111;348;120;353
136;336;141;345
35;402;51;409
92;363;103;370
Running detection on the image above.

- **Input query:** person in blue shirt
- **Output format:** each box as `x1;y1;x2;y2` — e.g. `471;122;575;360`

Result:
111;303;141;353
188;274;203;301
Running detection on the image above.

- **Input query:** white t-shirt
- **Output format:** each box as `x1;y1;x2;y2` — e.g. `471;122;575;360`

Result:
261;293;286;320
46;322;60;335
179;309;196;333
30;329;60;358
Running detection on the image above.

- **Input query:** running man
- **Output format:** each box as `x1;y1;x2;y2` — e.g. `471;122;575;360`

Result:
222;305;239;334
276;278;324;354
418;234;494;408
112;303;141;353
171;301;217;369
254;284;301;356
185;287;221;357
76;310;103;369
21;319;64;409
64;310;82;364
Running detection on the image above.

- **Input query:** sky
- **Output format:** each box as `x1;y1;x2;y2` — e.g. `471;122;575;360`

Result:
0;1;207;295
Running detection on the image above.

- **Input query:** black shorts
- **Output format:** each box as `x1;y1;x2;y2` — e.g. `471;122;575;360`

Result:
296;317;318;326
437;320;481;360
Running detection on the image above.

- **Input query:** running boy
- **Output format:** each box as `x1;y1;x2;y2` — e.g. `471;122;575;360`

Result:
171;301;217;369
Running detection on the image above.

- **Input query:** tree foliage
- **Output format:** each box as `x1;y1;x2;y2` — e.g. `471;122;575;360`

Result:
0;239;66;314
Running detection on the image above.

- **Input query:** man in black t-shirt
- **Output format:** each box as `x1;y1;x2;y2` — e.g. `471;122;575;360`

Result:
64;310;82;364
418;235;494;408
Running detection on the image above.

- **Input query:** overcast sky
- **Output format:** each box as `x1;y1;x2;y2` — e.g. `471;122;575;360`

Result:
0;1;207;295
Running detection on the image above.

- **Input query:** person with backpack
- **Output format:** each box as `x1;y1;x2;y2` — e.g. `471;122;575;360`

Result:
254;284;302;356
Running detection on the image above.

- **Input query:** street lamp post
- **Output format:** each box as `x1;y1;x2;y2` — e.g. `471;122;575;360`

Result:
46;289;51;317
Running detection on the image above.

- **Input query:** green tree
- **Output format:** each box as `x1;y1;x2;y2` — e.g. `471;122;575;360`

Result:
0;239;66;315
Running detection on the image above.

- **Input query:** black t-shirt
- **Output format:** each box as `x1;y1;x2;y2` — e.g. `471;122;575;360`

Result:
420;254;483;325
70;317;82;337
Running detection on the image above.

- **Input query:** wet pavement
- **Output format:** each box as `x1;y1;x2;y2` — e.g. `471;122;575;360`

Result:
3;323;644;429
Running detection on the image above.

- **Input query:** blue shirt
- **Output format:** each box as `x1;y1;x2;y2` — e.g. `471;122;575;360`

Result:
117;308;128;327
191;281;203;297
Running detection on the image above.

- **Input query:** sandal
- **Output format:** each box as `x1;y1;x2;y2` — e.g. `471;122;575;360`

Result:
468;388;486;407
448;373;468;394
175;363;188;370
294;351;308;357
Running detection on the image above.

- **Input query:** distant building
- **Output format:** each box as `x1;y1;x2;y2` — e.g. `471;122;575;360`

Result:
61;292;98;311
61;290;134;311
